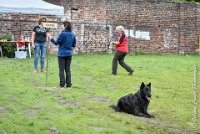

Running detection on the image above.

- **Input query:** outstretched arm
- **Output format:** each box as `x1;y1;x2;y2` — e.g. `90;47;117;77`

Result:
50;33;63;46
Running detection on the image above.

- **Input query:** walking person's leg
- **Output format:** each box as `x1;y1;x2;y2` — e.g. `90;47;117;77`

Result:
65;56;72;87
58;57;66;87
34;43;40;72
40;42;47;72
112;51;121;75
118;52;134;75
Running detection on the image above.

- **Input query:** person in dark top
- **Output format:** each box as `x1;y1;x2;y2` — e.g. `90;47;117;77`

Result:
31;17;49;73
112;25;134;75
50;21;76;88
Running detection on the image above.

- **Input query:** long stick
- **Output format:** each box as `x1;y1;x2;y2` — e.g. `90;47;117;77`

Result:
46;40;49;87
43;23;57;86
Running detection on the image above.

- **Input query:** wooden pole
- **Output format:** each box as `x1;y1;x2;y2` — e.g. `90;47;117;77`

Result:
199;36;200;54
198;36;200;54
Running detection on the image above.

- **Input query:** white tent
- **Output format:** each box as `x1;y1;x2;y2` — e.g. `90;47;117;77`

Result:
0;0;64;15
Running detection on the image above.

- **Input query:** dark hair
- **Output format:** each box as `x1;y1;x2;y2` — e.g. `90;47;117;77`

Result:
38;17;46;25
63;21;72;31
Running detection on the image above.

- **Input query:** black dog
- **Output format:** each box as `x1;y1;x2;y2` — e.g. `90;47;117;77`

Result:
110;82;154;118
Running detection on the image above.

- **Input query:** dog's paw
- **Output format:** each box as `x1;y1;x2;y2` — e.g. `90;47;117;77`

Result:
145;114;155;118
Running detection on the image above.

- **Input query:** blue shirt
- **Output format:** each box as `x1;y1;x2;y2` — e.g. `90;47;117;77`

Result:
51;30;76;57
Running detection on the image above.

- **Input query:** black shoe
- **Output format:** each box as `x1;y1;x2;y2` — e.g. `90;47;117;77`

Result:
128;70;134;76
112;73;117;75
66;84;72;88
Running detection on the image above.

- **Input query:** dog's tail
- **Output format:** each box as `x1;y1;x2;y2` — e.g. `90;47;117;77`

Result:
109;105;120;112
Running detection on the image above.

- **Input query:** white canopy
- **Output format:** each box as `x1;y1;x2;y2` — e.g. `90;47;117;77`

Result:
0;0;64;15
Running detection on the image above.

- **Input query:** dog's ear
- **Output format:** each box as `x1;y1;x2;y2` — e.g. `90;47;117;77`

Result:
147;83;151;88
140;82;145;89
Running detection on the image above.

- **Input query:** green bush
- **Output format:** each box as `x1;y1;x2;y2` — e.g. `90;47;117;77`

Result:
1;34;16;58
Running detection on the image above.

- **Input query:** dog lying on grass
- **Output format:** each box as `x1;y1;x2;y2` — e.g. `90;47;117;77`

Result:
110;82;154;118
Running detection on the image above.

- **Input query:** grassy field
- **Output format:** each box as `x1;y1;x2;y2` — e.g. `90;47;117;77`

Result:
0;54;199;134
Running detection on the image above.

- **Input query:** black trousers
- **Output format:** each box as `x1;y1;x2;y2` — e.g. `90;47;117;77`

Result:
58;56;72;87
112;50;133;75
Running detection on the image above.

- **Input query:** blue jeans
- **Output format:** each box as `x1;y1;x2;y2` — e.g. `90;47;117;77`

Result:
34;42;47;70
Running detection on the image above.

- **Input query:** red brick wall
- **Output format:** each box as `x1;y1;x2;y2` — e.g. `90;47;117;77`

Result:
0;13;63;54
1;0;200;54
44;0;200;53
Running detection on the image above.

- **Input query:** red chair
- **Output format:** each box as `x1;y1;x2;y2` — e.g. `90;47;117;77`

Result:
16;37;28;51
15;37;31;57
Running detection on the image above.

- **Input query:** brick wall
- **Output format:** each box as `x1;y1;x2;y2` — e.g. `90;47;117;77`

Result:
0;13;63;54
1;0;200;54
43;0;200;54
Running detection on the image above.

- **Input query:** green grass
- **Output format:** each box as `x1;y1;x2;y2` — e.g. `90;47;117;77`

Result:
0;54;199;134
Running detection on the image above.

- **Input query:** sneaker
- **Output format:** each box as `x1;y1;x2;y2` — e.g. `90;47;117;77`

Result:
34;69;38;73
128;70;134;76
41;69;46;72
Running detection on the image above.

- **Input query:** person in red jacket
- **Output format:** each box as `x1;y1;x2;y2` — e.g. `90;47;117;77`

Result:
112;25;134;75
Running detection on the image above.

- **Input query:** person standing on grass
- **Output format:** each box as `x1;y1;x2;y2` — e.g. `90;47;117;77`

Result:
31;17;49;73
112;25;134;75
50;21;76;88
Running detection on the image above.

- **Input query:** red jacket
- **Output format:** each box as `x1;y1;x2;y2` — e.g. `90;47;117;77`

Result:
115;33;128;52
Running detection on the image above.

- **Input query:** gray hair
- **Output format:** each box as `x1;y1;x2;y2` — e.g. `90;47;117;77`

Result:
116;25;125;32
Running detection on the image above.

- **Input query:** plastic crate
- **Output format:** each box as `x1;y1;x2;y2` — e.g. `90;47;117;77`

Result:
15;51;27;59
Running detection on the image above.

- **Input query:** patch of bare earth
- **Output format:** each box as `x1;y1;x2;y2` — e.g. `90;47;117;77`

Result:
90;125;105;131
89;96;110;103
57;98;79;106
137;117;200;134
31;77;40;86
48;127;58;134
26;109;38;117
0;106;5;111
0;130;7;134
